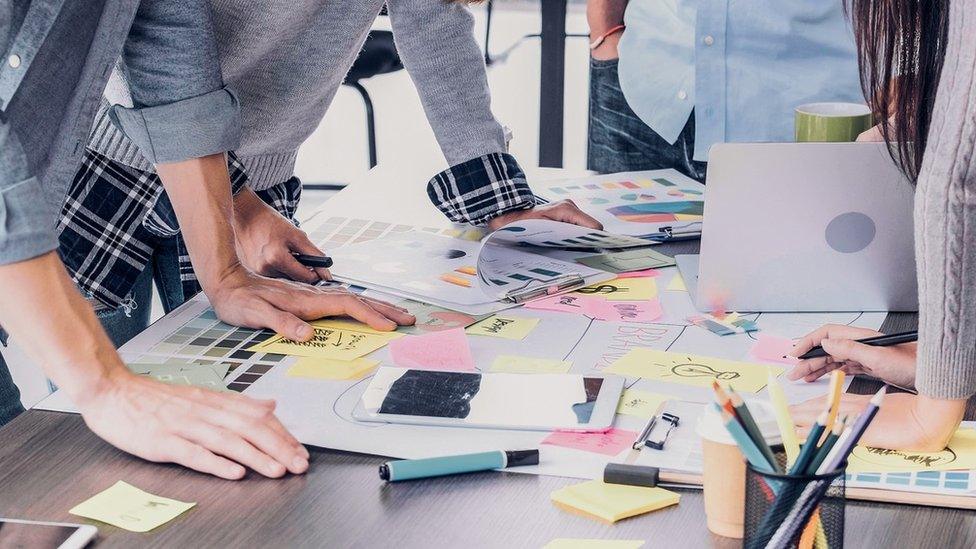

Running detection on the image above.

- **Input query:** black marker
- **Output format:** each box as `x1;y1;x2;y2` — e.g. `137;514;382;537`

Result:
796;330;917;360
292;253;333;269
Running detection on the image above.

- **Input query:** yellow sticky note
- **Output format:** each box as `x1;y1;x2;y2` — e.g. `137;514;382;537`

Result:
286;357;379;380
70;481;195;533
489;355;572;374
666;275;687;292
615;389;670;419
577;278;658;301
605;349;783;393
544;539;645;549
248;326;400;360
846;429;976;473
465;315;540;340
551;480;679;524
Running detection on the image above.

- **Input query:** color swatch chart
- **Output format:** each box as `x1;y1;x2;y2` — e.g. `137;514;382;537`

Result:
137;306;285;393
846;470;976;495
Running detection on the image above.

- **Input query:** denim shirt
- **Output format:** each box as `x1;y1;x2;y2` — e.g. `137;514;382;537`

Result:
617;0;864;161
0;0;241;267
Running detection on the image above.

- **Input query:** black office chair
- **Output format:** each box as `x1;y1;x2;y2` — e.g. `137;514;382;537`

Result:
342;30;404;169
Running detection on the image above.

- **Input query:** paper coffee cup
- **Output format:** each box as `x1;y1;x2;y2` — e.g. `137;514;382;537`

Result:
795;102;873;142
697;400;780;539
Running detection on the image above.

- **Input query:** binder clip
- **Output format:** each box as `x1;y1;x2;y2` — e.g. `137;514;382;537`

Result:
632;412;680;451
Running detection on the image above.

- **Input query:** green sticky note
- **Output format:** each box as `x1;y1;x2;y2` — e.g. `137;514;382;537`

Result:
70;481;195;533
576;249;675;274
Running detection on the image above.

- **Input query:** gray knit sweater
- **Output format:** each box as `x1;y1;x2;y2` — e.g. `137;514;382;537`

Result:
915;0;976;399
88;0;508;190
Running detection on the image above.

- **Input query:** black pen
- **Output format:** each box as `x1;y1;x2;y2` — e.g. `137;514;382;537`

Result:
796;330;917;360
292;253;334;269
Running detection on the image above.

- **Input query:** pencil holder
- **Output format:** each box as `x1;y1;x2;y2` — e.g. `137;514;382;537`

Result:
743;463;845;549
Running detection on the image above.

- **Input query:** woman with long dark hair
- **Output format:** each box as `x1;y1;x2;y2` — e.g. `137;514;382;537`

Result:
788;0;974;450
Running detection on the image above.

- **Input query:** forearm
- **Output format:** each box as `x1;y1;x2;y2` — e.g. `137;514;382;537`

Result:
913;0;976;400
155;153;241;292
587;0;628;34
0;253;130;406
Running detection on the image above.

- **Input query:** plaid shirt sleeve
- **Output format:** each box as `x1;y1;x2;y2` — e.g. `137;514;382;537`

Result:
427;153;545;226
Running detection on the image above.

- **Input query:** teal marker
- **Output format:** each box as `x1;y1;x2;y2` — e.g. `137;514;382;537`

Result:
379;450;540;482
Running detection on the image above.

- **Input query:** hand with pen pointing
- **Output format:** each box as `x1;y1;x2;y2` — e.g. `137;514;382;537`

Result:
787;324;917;390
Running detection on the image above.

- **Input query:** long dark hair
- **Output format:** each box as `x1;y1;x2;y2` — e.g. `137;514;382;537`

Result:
848;0;950;182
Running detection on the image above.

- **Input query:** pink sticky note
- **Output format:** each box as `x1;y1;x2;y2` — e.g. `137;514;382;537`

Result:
586;299;663;323
616;269;661;279
750;334;799;365
541;428;638;456
524;293;591;314
387;328;476;371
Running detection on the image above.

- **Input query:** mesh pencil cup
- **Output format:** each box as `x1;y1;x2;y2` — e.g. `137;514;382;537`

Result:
743;463;846;549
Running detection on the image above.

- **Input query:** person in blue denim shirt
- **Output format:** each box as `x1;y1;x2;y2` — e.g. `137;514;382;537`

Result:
585;0;866;181
0;0;413;479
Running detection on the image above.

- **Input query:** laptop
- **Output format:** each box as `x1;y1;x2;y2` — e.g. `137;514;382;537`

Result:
676;142;918;312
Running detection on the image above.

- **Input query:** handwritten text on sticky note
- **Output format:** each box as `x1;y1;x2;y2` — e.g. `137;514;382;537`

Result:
466;315;540;340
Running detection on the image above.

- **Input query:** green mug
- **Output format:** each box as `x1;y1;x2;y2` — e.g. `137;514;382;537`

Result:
795;102;873;142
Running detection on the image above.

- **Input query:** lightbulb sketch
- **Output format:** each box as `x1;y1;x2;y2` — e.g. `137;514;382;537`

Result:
656;358;741;381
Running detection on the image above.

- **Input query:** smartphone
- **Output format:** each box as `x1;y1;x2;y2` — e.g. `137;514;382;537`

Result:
0;519;97;549
353;367;624;431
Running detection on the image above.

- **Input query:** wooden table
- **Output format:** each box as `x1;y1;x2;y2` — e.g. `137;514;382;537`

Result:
2;234;974;547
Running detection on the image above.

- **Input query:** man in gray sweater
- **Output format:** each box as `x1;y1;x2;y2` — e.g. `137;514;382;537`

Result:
64;0;600;347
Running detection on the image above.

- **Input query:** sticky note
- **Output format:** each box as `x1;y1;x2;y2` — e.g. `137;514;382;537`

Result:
248;326;400;361
524;293;590;315
750;334;799;365
846;429;976;473
490;355;572;374
616;389;670;419
128;363;228;391
615;269;661;279
541;428;637;457
576;248;675;273
286;357;379;380
465;315;540;340
576;278;657;301
666;275;687;292
587;299;663;323
387;327;476;371
70;481;195;533
544;539;645;549
605;349;783;393
551;480;679;524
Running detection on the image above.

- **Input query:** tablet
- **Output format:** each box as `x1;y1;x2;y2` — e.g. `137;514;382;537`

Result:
352;367;624;431
0;518;97;549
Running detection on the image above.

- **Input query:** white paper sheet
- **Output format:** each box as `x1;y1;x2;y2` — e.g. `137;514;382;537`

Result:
35;268;886;481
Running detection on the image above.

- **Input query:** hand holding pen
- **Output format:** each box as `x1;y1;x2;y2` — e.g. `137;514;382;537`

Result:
787;324;918;389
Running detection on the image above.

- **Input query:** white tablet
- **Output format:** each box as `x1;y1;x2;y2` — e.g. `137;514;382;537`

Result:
353;367;624;431
0;519;97;549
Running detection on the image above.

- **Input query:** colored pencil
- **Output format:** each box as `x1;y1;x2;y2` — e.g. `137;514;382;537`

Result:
729;388;780;471
788;411;827;476
711;381;736;417
713;404;776;474
823;370;845;436
805;416;845;475
796;331;917;360
767;369;801;466
816;388;885;474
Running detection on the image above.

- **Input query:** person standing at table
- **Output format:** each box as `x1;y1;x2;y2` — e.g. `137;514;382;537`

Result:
585;0;865;180
788;0;976;450
60;0;603;350
0;1;413;477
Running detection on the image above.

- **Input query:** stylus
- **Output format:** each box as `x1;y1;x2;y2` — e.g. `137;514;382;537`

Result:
796;330;918;360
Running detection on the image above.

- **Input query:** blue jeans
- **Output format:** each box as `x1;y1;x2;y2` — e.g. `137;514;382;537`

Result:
0;236;187;427
587;57;708;182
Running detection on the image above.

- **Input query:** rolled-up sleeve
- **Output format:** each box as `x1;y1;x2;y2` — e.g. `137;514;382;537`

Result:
109;0;240;164
0;121;57;265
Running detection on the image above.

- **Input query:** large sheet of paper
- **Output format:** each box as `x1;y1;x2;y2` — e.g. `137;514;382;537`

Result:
538;170;705;239
35;267;885;481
